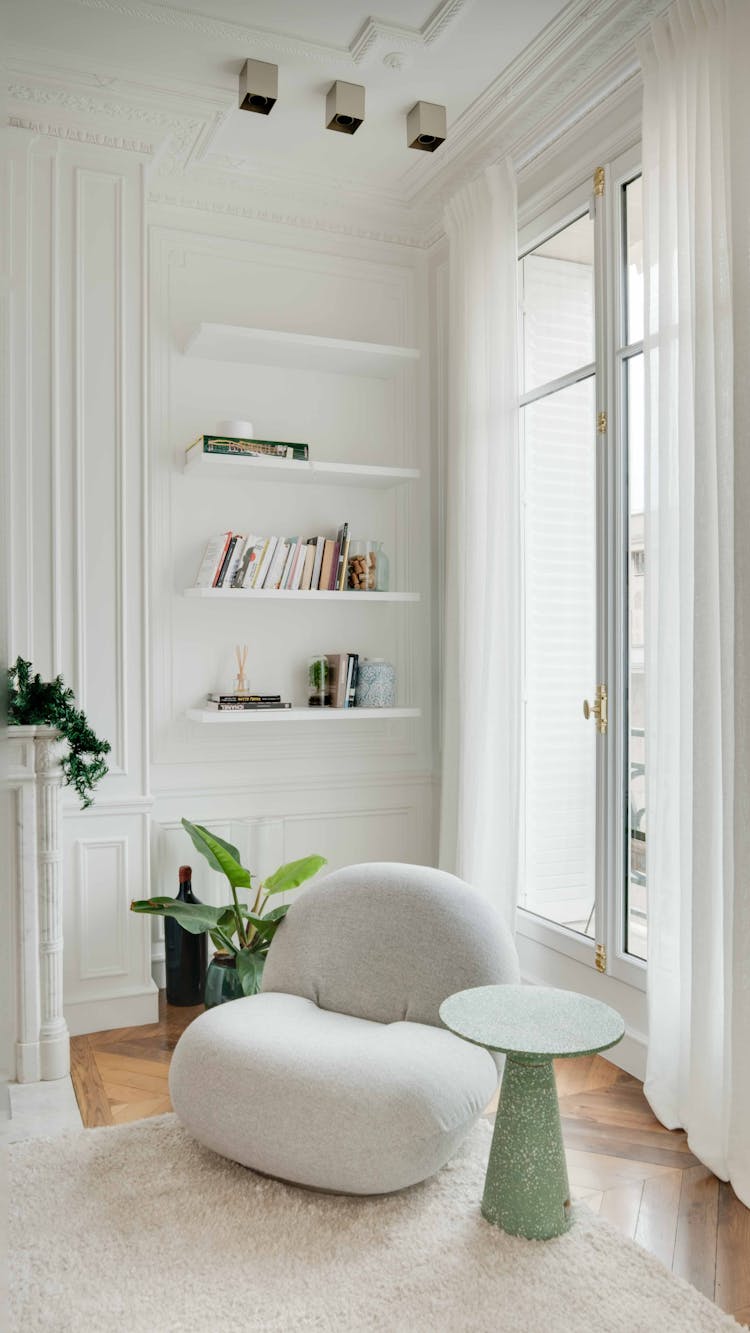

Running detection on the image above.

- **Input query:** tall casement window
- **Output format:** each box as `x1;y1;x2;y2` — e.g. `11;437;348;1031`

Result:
517;147;646;987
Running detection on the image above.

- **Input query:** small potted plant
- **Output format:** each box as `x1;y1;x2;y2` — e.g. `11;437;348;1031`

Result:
6;656;110;807
131;818;326;1006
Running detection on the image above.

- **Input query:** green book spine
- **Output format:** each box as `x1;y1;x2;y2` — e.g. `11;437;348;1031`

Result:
189;435;309;461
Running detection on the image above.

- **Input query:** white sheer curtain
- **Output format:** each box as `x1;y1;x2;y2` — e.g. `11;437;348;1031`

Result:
640;0;750;1205
438;161;521;931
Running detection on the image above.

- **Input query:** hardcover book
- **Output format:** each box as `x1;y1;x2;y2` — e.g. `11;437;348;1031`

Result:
318;539;337;592
194;532;232;588
207;694;282;703
299;543;316;591
214;534;239;587
187;435;309;461
251;537;277;589
325;653;349;708
205;700;292;711
265;539;290;590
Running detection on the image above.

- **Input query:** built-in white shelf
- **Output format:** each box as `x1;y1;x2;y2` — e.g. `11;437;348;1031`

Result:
184;588;420;602
182;323;420;379
183;452;420;488
187;707;421;724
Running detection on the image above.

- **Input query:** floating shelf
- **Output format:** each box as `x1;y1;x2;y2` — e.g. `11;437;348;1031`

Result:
182;323;420;379
183;453;420;489
184;588;420;602
187;707;421;724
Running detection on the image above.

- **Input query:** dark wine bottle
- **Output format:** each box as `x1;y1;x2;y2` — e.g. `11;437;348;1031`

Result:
165;865;207;1007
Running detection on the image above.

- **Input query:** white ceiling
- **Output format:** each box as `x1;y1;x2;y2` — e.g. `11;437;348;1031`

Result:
6;0;570;195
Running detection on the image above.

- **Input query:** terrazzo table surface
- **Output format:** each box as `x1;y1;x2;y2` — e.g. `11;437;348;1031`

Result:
440;984;625;1240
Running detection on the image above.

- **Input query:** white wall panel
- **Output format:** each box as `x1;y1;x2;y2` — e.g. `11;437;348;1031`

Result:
7;135;157;1039
76;838;128;980
74;168;126;771
63;809;155;1036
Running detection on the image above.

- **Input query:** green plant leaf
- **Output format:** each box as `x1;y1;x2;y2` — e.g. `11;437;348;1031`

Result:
263;854;327;897
130;897;229;935
262;904;290;922
237;949;266;997
6;656;110;808
181;819;252;890
240;905;289;944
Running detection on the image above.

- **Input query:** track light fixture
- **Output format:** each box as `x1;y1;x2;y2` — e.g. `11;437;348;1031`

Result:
325;81;365;135
238;58;278;115
406;101;447;152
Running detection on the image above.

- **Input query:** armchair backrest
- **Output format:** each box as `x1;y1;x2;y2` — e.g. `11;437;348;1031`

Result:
261;861;520;1027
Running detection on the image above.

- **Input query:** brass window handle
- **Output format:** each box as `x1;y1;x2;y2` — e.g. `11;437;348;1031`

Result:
583;685;608;734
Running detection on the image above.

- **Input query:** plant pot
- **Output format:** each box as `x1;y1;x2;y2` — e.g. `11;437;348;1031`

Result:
203;951;267;1007
204;954;245;1008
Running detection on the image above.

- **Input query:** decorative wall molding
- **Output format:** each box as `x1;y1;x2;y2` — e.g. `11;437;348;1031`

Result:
76;838;129;979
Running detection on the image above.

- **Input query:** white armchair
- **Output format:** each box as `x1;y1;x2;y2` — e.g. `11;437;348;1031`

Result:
169;862;520;1194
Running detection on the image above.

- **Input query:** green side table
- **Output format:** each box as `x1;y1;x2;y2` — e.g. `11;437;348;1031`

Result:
440;984;624;1241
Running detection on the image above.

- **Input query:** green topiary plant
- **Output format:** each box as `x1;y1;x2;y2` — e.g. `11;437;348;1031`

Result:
6;656;111;808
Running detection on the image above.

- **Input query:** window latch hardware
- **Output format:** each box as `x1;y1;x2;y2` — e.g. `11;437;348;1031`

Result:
583;684;608;734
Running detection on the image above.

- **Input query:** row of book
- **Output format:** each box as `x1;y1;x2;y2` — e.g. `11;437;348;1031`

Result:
188;434;309;462
195;525;350;592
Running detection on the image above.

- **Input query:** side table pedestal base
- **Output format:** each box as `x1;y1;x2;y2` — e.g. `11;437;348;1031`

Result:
481;1056;571;1240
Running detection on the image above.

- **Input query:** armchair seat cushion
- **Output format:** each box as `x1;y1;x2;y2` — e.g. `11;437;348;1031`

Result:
169;991;498;1195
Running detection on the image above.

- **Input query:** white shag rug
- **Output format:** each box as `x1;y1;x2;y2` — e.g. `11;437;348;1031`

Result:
9;1114;740;1333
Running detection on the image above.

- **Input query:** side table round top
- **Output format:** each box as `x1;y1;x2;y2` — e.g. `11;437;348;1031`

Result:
439;984;625;1062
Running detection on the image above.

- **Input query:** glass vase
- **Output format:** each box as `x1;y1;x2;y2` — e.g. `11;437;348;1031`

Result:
374;542;390;592
308;654;329;706
204;954;245;1008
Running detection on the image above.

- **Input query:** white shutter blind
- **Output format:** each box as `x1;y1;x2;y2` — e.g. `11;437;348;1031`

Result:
521;255;596;929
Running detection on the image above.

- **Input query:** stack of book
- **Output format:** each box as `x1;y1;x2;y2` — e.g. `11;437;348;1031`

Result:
187;435;309;462
205;694;292;712
195;525;351;592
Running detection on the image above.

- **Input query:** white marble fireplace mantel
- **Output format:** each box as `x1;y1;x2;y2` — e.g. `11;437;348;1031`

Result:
6;726;70;1083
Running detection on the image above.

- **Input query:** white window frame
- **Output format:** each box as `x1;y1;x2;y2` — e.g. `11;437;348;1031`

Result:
516;144;646;994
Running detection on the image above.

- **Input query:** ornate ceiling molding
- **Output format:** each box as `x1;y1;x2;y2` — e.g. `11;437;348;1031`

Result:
7;0;667;249
9;115;154;154
397;0;668;213
68;0;473;67
147;183;428;249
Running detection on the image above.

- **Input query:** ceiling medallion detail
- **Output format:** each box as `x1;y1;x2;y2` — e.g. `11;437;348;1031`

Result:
382;52;411;72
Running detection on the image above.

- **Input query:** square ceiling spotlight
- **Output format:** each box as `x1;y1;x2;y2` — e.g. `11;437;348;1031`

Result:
407;101;447;152
239;59;278;115
326;81;365;135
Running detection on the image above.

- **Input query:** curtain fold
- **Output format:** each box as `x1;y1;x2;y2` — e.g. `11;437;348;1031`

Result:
438;161;521;932
640;0;749;1205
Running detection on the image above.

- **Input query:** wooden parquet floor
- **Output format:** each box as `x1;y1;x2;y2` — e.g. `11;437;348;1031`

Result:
71;993;750;1327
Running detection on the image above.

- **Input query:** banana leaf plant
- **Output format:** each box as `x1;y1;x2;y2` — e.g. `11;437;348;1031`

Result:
131;818;326;996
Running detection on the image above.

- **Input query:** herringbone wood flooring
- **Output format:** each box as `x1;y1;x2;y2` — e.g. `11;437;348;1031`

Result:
70;994;750;1327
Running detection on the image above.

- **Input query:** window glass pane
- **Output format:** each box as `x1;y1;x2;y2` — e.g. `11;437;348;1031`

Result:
626;352;647;960
625;177;643;344
521;375;597;938
520;213;594;394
